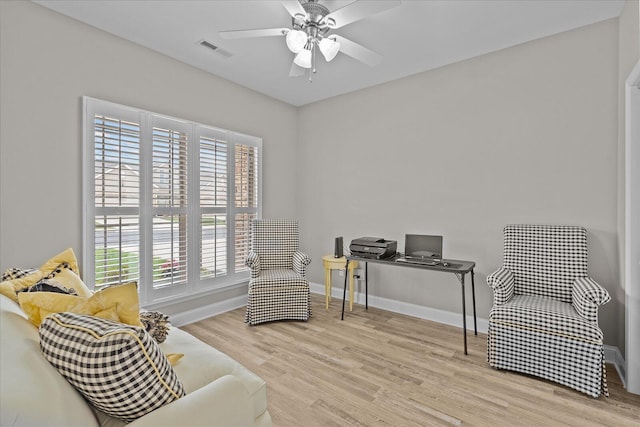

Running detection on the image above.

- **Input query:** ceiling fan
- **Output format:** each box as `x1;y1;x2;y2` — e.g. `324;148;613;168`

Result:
219;0;400;81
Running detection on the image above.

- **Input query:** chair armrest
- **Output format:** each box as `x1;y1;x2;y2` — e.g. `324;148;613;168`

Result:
292;251;311;277
487;267;515;306
572;277;611;323
245;251;260;279
128;375;254;427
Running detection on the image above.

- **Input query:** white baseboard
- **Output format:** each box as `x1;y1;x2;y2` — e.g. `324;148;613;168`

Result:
604;345;627;388
309;281;489;334
170;294;247;327
309;281;627;382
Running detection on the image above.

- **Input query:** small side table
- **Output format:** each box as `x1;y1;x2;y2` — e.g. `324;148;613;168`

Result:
322;255;358;311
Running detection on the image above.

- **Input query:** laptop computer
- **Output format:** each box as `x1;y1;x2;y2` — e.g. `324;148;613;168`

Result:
396;234;443;265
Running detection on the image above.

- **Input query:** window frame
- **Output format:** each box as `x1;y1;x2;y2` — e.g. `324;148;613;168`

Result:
83;97;262;306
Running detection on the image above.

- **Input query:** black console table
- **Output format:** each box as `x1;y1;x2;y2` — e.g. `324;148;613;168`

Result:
342;254;477;355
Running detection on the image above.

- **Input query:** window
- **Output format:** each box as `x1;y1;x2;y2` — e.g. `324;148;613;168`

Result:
84;97;262;305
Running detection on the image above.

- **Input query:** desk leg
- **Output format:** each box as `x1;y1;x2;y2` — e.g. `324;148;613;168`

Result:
349;267;354;312
341;260;349;321
461;273;467;355
455;273;468;356
365;262;369;310
471;269;477;335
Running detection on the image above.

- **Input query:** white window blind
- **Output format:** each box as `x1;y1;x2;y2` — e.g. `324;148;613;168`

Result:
93;114;141;288
199;133;228;279
83;97;262;305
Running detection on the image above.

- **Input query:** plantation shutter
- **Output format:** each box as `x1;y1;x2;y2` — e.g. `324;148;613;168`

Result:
151;117;189;289
92;113;141;287
84;97;262;305
234;141;260;273
199;129;228;279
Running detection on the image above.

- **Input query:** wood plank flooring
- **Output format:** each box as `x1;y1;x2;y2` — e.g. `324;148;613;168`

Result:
181;295;640;427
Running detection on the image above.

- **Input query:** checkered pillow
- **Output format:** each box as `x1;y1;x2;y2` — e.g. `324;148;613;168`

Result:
39;312;185;422
1;267;37;281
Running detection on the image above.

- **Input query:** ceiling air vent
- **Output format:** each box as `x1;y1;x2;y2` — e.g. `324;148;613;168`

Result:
198;40;232;59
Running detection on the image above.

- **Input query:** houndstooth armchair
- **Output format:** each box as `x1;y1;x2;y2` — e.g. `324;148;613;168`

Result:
245;219;312;325
487;225;611;397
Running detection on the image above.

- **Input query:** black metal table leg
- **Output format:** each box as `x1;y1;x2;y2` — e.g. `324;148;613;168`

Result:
341;259;349;321
365;262;368;310
461;273;467;355
471;269;477;335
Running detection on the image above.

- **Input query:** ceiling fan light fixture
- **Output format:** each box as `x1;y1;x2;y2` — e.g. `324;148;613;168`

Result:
285;29;307;53
293;48;313;69
319;37;340;62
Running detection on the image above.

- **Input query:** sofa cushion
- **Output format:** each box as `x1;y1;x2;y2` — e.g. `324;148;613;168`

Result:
39;312;186;422
489;294;604;343
160;327;269;422
18;282;143;327
0;294;99;427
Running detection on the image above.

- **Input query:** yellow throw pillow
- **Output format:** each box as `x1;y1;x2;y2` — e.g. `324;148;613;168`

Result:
0;270;45;302
39;248;80;277
165;353;184;366
47;267;93;297
0;248;82;303
18;282;142;327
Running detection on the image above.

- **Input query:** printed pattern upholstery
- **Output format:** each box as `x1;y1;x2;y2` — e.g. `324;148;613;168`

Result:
503;225;587;303
245;219;311;325
39;312;185;421
487;225;610;398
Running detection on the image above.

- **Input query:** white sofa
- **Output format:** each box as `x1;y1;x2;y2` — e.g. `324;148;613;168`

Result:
0;293;272;427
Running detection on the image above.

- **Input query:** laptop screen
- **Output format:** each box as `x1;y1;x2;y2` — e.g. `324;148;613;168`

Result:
404;234;442;261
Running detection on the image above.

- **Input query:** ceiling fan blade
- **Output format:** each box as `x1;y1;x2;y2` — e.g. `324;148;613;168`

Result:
333;35;382;67
323;0;400;29
289;60;306;77
219;28;287;39
281;0;306;19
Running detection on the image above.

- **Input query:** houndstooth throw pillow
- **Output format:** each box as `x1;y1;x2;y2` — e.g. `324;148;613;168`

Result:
39;312;185;422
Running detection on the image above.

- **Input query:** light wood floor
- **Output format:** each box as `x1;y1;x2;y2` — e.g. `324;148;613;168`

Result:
182;294;640;427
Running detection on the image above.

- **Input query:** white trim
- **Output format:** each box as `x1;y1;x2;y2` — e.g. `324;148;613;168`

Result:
605;345;627;389
309;282;489;334
625;60;640;395
167;294;247;327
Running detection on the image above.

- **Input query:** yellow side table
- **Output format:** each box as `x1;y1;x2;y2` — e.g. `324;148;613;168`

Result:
322;255;358;311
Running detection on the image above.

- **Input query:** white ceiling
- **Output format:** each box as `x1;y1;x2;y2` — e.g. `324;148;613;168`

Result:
34;0;625;107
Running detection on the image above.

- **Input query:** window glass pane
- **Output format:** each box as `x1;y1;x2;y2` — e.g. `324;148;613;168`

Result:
234;213;256;273
94;116;140;207
200;137;227;208
201;214;227;279
235;144;258;208
153;127;188;207
153;214;187;288
94;215;139;288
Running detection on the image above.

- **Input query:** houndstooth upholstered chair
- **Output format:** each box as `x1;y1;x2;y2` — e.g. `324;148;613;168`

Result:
487;225;611;398
245;219;312;325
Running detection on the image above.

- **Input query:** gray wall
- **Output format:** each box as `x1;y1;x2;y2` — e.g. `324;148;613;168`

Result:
0;1;298;270
0;1;633;352
297;19;621;347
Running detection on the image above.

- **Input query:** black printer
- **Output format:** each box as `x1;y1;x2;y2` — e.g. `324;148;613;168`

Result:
350;237;397;259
